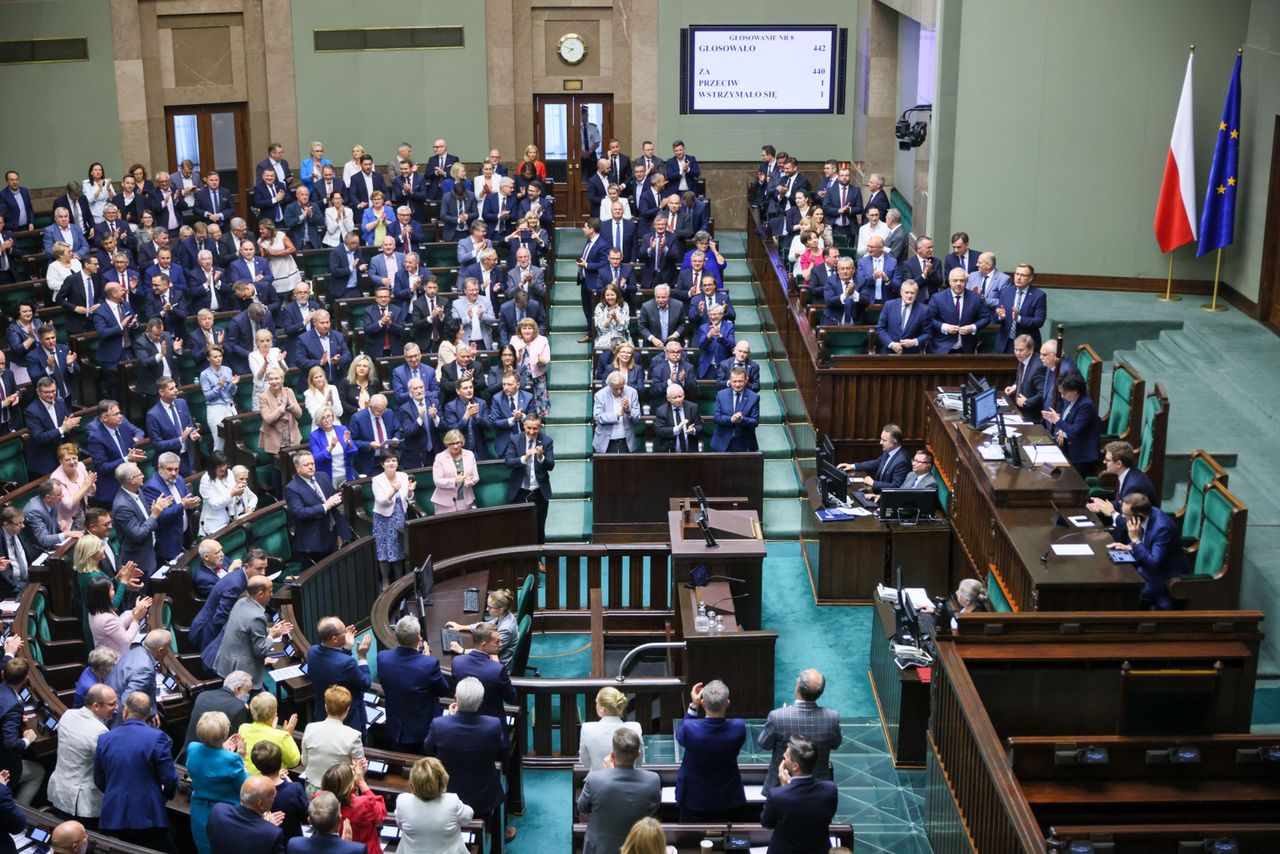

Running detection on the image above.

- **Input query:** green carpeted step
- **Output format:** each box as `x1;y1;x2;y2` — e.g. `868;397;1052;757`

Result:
732;306;763;331
763;459;802;497
546;457;590;497
551;282;580;303
714;231;749;256
549;305;586;330
555;259;579;282
756;424;794;459
549;427;594;457
549;331;591;352
761;496;804;538
727;282;757;303
758;391;784;422
547;360;591;390
756;361;779;390
723;259;752;282
557;230;586;255
545;390;589;422
547;498;592;541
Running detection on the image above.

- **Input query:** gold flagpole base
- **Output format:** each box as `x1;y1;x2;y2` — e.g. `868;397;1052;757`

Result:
1200;303;1228;312
1157;295;1183;303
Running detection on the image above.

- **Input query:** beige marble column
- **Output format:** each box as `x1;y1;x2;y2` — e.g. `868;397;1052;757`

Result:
111;0;152;171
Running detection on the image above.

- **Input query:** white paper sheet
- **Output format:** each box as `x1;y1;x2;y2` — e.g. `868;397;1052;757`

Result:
269;665;305;681
1067;515;1095;528
1052;543;1094;556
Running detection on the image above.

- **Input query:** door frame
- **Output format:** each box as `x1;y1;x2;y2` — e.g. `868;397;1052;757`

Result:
163;103;253;223
1256;115;1280;327
533;94;614;225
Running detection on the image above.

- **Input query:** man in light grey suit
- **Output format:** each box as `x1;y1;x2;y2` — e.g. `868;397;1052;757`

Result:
22;481;78;552
505;246;548;303
212;576;293;689
105;629;169;723
901;449;939;491
592;371;642;454
967;252;1012;308
576;728;661;854
883;209;909;265
451;278;497;349
757;668;842;794
47;683;116;820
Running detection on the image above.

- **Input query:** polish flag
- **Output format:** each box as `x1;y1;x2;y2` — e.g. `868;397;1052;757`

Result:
1154;52;1198;252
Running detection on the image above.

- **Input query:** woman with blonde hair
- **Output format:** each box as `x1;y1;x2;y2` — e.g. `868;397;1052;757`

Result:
446;588;517;667
511;317;551;416
361;190;391;246
249;327;288;400
304;364;344;425
578;686;645;770
45;241;81;294
258;367;302;456
430;430;478;514
621;817;667;854
395;756;473;854
340;354;377;413
238;691;299;775
186;710;246;854
72;533;140;634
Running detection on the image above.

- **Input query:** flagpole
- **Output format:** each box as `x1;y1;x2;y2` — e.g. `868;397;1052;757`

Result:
1202;248;1227;312
1157;250;1181;302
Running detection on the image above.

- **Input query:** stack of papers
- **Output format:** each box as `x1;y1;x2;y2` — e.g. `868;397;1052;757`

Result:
1066;515;1095;528
1051;543;1094;557
1027;444;1068;466
270;664;305;681
977;444;1006;461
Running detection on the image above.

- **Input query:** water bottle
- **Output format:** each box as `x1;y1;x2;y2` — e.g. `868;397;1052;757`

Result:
705;609;717;632
694;602;710;633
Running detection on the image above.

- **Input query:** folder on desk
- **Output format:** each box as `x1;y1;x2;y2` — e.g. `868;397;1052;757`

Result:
1027;444;1068;466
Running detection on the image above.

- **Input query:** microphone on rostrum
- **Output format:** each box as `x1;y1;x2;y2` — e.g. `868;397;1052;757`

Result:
707;593;750;613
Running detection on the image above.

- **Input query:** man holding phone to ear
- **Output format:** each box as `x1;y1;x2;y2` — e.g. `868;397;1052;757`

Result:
1106;493;1188;611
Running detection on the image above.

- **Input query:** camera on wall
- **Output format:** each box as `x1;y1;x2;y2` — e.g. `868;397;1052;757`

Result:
896;104;932;151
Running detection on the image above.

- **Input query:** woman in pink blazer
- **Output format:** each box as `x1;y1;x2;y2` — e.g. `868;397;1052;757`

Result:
510;318;551;416
431;429;479;514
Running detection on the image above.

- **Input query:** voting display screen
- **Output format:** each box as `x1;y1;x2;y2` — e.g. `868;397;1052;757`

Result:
687;26;837;114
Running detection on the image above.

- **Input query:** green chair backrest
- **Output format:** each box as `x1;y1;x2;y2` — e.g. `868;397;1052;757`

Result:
510;614;533;677
1191;487;1232;578
219;525;249;564
0;437;27;484
823;328;869;356
932;464;951;515
517;572;538;624
473;462;508;509
1076;349;1092;378
1182;455;1220;542
410;470;435;515
239;414;265;457
1137;393;1163;473
1107;367;1136;435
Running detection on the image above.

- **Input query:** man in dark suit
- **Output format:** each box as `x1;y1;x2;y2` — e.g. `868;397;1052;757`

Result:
664;140;701;194
0;172;35;231
86;400;146;506
25;325;79;403
256;143;292;185
716;340;760;392
757;669;842;794
639;216;681;290
943;232;982;278
55;254;103;334
132;319;182;411
224;302;273;376
605;139;633;189
995;263;1048;352
278;281;321;341
601;205;638;264
822;257;865;325
760;734;840;854
450;623;517;718
1044;373;1101;475
141;451;201;563
389;161;427;224
387;206;426;259
0;216;17;284
288;792;365;854
647;339;698;405
396;376;437;471
655;194;696;254
575;218;610;342
192;172;236;226
142;273;188;340
1108;493;1188;611
710;370;760;453
498;290;546;344
22;483;75;554
487;374;534;461
1003;335;1047;419
653;385;703;453
865;172;891;220
821;167;863;243
457;250;507;306
0;352;19;436
676;680;746;821
688;274;736;325
377;615;452;753
577;728;661;854
638;285;688;349
111;463;171;579
349;395;402;474
93;690;179;849
0;658;41;803
251;167;288;223
585;158;612;210
896;235;944;300
0;507;35;598
312;167;347;213
285;452;351;567
504;416;554;544
346;155;388;212
361;287;408;358
308;617;372;733
807;246;841;303
856;237;900;305
293;310;351;385
282;185;325;250
884;209;909;265
187;551;268;651
409;278;452;353
1088;440;1160;537
440;184;479;242
423;676;509;843
207;776;285;854
840;423;911;493
876;281;931;354
439;346;488;402
1035;340;1081;417
423;140;459;201
928;268;992;354
24;378;78;477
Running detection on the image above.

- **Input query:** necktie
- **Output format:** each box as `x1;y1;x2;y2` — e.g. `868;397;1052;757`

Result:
981;274;989;297
668;212;676;231
112;428;125;459
1012;290;1025;338
8;535;26;582
659;307;668;340
954;295;962;339
653;236;663;270
733;393;740;413
614;222;621;248
900;304;909;332
612;156;619;180
85;274;93;307
374;415;385;446
878;450;893;479
1017;360;1025;394
674;408;685;452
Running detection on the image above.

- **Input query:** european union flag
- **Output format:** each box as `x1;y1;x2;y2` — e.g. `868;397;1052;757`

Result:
1197;55;1242;256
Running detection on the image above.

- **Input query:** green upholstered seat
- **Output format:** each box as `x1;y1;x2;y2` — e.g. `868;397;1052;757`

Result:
250;506;300;577
1179;453;1221;544
933;464;951;515
821;327;871;357
1106;365;1137;436
517;572;538;625
1187;486;1231;579
986;576;1014;612
0;437;27;488
1137;391;1163;474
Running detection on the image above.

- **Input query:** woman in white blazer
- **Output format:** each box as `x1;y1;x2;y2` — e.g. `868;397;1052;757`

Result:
372;453;415;587
199;454;258;536
431;430;479;514
323;191;354;247
395;757;473;854
577;686;644;770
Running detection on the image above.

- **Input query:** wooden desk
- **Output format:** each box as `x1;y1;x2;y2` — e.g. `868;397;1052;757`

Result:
802;476;951;602
407;570;489;656
676;583;776;719
668;510;765;630
868;598;929;767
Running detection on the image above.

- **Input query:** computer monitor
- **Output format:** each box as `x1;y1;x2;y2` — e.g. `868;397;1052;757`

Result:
818;434;835;464
415;555;435;606
965;386;998;429
817;457;847;506
880;488;939;522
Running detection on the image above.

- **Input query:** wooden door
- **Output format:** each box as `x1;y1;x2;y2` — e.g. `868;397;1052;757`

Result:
1257;115;1280;327
534;95;613;225
164;103;252;222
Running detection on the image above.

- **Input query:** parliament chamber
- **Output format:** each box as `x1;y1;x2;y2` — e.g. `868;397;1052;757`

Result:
3;2;1280;853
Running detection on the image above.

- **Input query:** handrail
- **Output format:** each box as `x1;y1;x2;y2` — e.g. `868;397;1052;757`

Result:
616;642;686;682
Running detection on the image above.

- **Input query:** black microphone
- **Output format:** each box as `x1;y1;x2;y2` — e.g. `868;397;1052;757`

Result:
704;574;745;584
707;593;750;613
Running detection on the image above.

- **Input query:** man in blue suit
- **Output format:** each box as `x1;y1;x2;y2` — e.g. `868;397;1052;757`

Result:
252;167;288;223
279;281;322;341
24;378;78;477
839;423;910;493
387;206;426;257
1043;373;1101;475
111;463;170;578
710;369;760;452
288;792;366;854
207;776;285;854
87;400;147;507
967;252;1012;308
284;451;352;568
396;376;438;470
294;310;351;385
366;238;405;293
25;325;79;403
895;236;944;300
188;550;268;650
390;343;438;401
498;291;546;344
602;204;637;262
995;263;1048;352
42;207;91;259
486;372;535;461
55;255;104;334
146;378;200;476
93;690;178;850
361;287;408;357
141;452;201;563
820;167;863;241
876;281;931;354
943;232;982;278
441;377;488;459
422;141;459;201
1108;493;1188;611
822;257;866;325
760;735;840;854
327;232;366;301
717;341;761;392
856;237;899;304
192;171;235;225
928;268;992;354
389;162;428;223
1036;341;1080;417
688;275;736;325
308;617;372;733
282;185;325;250
692;304;735;380
228;240;275;305
0;658;41;804
480;180;518;243
0;173;34;231
348;395;401;475
1088;440;1160;537
423;677;508;843
224;302;274;376
377;615;452;753
345;155;387;211
664;141;701;193
450;623;517;719
505;417;554;544
256;144;292;184
1003;335;1048;419
676;680;746;821
576;218;611;342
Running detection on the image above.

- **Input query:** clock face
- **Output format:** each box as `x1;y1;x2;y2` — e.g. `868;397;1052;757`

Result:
559;34;586;65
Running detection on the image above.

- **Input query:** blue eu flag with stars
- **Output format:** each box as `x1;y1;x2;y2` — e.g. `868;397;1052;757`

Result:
1197;55;1242;256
